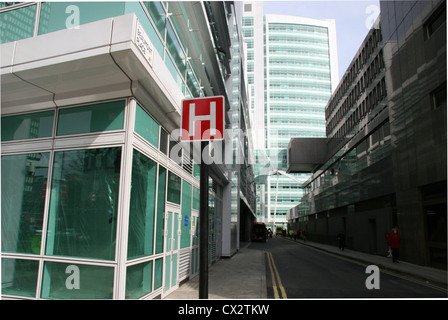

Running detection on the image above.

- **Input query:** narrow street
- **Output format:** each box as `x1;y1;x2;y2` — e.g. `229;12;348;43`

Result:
249;237;447;299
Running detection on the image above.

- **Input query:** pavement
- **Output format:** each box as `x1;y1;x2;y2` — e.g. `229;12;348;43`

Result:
163;237;448;299
164;241;267;300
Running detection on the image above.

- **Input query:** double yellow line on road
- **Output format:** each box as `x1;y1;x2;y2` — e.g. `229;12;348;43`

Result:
266;252;287;299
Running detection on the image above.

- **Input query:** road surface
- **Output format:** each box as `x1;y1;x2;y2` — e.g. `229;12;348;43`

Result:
249;237;447;299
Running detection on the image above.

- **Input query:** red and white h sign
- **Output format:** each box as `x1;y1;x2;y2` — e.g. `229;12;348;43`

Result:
181;96;224;142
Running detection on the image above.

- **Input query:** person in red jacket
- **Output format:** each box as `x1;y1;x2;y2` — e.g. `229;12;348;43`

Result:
389;227;401;263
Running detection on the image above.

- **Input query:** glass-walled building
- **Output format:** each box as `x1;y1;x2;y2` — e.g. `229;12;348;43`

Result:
1;1;253;299
264;15;338;228
242;4;339;228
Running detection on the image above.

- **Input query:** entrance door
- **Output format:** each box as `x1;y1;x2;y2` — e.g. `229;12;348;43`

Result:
164;206;181;295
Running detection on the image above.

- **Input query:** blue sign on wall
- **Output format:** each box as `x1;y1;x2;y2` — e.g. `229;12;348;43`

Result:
184;215;189;227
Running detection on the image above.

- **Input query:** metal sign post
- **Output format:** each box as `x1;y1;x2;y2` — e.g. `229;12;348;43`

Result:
199;140;209;299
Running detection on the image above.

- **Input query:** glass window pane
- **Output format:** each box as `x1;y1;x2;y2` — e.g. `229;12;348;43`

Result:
171;15;188;51
144;1;165;37
155;166;166;254
166;51;185;92
38;2;125;35
0;4;36;44
57;101;125;136
154;258;163;290
167;171;181;204
2;258;39;298
127;150;157;259
181;181;191;248
1;111;54;141
2;153;49;254
135;103;159;148
193;162;200;180
169;139;182;164
187;63;201;98
125;260;153;299
192;187;200;210
45;147;121;261
159;129;168;155
166;20;186;75
41;261;114;299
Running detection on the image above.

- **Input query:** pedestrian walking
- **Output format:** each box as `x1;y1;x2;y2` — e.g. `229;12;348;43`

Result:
389;227;401;263
337;232;346;251
293;230;297;241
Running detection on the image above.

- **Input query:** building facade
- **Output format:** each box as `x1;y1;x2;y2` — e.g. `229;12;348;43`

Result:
1;1;256;299
288;0;446;269
227;0;258;247
242;2;339;228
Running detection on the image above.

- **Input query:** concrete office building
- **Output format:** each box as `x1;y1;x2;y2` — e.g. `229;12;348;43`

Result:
1;1;256;299
243;2;339;228
288;0;446;269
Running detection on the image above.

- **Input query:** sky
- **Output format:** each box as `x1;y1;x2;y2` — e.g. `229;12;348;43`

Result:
262;0;381;80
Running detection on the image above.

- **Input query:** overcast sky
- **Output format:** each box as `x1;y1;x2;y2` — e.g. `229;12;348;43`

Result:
262;0;381;80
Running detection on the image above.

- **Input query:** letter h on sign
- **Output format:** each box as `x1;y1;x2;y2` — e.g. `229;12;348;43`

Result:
181;96;224;142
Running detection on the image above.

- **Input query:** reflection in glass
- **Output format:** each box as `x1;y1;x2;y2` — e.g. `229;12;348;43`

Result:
125;260;153;299
166;20;186;75
155;166;166;254
38;1;124;35
144;1;165;37
57;101;124;136
154;258;163;290
134;103;159;148
2;153;49;254
127;150;157;259
46;147;121;261
193;187;200;210
187;63;201;98
2;258;39;298
181;181;191;248
167;171;181;204
1;111;54;141
41;261;114;299
0;4;37;44
166;52;185;92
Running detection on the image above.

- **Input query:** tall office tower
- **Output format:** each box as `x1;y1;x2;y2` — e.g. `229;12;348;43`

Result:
265;15;338;228
242;1;265;150
243;2;339;228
